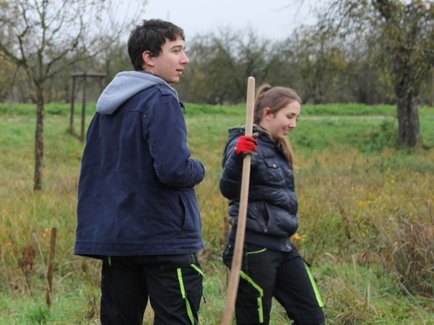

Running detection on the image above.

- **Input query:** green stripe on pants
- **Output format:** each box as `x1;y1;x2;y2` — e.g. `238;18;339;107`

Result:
304;262;324;307
240;270;264;323
177;267;195;325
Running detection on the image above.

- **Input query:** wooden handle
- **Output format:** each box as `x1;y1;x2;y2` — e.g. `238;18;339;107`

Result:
220;76;255;325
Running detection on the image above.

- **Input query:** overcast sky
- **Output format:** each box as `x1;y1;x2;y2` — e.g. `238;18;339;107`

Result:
136;0;321;41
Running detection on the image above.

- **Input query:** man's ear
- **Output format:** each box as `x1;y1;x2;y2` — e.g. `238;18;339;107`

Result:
142;51;155;67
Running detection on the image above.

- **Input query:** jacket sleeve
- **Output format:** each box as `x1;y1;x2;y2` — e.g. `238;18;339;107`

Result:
219;137;244;199
146;93;205;188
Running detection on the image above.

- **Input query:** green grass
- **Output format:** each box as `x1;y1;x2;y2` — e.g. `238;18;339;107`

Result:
0;102;433;324
3;101;432;118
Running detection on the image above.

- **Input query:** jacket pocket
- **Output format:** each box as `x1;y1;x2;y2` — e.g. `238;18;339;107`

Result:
178;190;201;231
246;202;269;233
263;158;285;185
157;253;198;270
264;203;298;237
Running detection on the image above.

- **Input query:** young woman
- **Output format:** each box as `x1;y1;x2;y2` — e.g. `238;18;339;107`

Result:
220;84;325;324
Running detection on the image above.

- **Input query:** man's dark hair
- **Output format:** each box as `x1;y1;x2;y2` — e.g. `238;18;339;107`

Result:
128;19;185;71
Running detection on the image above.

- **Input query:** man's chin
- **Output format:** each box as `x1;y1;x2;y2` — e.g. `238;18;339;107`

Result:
168;77;180;84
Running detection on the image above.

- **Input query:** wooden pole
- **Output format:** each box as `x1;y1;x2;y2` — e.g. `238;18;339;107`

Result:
80;73;87;142
69;76;76;132
46;227;57;306
221;76;255;325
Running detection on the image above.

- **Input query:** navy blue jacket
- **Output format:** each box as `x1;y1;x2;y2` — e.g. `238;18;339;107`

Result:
75;71;205;257
220;126;298;252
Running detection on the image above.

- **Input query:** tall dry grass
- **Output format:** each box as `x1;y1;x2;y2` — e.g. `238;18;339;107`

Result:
0;103;433;323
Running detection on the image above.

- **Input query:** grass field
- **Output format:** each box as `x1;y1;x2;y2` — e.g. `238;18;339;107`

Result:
0;102;433;324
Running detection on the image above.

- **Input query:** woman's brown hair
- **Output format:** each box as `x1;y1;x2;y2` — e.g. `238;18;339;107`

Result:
254;84;302;165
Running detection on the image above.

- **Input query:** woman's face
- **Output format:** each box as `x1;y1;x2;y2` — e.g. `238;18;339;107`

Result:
260;101;301;139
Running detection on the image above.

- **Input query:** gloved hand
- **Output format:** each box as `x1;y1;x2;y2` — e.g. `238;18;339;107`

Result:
235;136;256;155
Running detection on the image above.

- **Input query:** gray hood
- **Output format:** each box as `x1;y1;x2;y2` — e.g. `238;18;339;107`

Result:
96;71;178;115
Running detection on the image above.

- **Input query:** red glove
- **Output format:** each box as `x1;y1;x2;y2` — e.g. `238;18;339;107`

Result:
235;136;256;155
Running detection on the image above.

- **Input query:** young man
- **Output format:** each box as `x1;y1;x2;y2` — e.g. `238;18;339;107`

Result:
74;19;205;325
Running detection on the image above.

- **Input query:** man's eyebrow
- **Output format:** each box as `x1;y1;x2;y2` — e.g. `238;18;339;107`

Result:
170;45;184;50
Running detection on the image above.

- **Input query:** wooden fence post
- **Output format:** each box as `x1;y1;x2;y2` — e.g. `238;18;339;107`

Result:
46;227;57;306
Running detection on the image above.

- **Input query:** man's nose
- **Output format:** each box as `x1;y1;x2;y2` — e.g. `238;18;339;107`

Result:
181;52;189;64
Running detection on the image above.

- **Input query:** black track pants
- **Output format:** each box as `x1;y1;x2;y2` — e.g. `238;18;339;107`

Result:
223;243;325;325
100;254;203;325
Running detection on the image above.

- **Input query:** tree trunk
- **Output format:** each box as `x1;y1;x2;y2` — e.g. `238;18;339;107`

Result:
34;86;44;191
396;94;420;148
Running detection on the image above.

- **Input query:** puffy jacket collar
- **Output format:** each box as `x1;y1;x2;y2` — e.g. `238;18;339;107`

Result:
227;124;274;144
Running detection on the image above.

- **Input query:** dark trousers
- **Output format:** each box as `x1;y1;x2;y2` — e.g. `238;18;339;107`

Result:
223;243;325;325
100;254;203;325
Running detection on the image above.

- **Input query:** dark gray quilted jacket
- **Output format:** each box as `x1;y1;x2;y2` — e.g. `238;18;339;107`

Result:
220;125;298;252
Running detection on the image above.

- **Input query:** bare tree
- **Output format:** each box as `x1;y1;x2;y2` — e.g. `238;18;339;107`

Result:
373;0;433;147
322;0;434;148
0;0;147;190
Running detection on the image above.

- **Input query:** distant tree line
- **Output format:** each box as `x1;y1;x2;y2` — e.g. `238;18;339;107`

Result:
1;14;432;107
